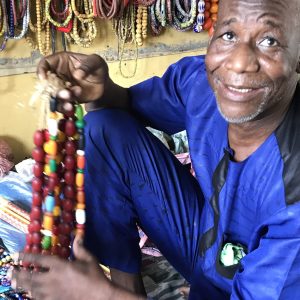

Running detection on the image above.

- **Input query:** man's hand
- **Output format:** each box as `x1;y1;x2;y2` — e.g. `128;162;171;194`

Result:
37;51;130;112
37;51;109;104
11;238;113;300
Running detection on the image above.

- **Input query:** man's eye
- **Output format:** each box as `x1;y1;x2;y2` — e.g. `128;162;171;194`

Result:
259;37;278;47
221;32;236;42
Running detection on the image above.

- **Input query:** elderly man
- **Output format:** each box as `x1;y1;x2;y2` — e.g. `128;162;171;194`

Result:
13;0;300;299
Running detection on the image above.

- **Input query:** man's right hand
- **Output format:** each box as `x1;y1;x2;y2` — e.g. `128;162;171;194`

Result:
37;51;130;112
37;52;109;105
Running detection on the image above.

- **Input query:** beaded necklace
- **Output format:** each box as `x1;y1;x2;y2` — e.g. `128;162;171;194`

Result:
0;0;4;37
149;3;163;35
45;0;73;28
171;0;197;31
193;0;205;33
135;5;147;46
113;0;138;78
0;0;8;51
9;0;29;40
26;74;86;260
36;0;51;55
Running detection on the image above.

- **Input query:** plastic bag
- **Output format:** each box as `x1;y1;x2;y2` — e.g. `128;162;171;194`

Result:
0;172;31;253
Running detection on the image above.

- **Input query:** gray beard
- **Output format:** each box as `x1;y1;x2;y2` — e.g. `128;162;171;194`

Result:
215;92;269;124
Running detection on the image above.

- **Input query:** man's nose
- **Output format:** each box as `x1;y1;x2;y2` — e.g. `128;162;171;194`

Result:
224;43;260;74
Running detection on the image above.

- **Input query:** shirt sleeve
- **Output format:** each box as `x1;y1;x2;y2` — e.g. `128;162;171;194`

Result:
129;55;207;135
231;202;300;300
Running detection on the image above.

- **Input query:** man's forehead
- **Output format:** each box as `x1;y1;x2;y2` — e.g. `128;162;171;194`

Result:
217;0;300;30
218;0;296;17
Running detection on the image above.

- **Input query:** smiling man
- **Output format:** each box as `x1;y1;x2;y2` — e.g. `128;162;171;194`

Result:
13;0;300;299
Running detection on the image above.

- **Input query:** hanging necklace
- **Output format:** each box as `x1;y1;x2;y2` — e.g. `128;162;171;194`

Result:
113;0;138;78
9;0;30;40
26;74;86;259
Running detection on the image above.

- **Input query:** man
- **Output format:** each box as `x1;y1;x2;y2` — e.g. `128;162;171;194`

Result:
12;0;300;299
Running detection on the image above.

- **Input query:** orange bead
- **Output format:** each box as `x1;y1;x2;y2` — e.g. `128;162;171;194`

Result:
51;235;58;246
210;3;218;14
43;214;54;230
76;173;84;188
77;190;85;203
211;13;218;22
76;203;85;210
203;18;213;30
77;155;85;169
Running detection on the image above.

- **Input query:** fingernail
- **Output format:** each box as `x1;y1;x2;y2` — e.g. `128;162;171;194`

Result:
58;89;70;99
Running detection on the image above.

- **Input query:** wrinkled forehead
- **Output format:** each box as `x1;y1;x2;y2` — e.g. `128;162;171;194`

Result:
218;0;299;26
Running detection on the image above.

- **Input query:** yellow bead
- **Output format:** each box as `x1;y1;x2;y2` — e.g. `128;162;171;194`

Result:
76;173;84;188
43;214;54;230
44;164;51;176
53;206;61;217
44;140;57;156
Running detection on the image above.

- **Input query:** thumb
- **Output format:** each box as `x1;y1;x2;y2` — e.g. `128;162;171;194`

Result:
73;236;95;263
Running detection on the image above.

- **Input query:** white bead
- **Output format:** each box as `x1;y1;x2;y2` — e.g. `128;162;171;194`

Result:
76;209;86;225
77;150;85;156
198;0;205;13
48;118;58;136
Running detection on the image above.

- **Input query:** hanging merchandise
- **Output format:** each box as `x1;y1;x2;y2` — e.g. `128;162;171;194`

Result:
24;74;86;261
112;0;138;78
66;0;97;47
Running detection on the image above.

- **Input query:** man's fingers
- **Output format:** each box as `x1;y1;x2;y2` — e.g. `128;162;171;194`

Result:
70;53;108;84
16;252;63;269
73;237;96;263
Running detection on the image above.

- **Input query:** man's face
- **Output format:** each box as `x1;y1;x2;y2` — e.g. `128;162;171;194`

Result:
205;0;300;124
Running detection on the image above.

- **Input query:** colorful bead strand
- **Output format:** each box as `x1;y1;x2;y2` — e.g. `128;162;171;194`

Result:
26;91;86;263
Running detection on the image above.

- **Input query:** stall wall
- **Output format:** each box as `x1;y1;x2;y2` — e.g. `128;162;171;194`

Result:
0;22;208;163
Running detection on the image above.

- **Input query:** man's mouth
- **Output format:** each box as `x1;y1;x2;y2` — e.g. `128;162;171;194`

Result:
217;80;265;102
227;86;254;94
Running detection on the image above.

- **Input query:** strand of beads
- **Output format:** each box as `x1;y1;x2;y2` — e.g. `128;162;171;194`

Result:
135;5;147;46
0;248;13;288
27;94;86;261
193;0;205;33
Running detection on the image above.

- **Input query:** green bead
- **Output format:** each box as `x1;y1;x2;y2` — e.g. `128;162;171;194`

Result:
77;168;84;173
75;120;85;129
50;135;57;141
41;236;52;250
49;159;57;172
75;105;84;121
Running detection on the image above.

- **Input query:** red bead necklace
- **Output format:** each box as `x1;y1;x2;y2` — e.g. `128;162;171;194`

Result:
26;96;86;262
